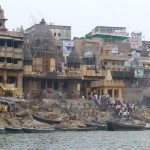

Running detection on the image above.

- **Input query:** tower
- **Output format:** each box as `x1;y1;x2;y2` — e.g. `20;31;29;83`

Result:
0;6;7;31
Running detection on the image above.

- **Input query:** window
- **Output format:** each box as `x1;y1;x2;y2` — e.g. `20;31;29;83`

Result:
54;33;56;36
7;76;16;84
7;58;13;63
0;21;2;26
0;57;5;62
57;46;61;50
0;76;3;83
58;33;61;37
35;38;40;47
121;62;124;66
104;61;107;65
0;39;5;46
112;62;115;65
7;40;13;47
108;89;112;96
114;90;119;97
117;62;120;65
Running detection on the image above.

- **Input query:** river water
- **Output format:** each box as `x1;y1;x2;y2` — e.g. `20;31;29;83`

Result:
0;131;150;150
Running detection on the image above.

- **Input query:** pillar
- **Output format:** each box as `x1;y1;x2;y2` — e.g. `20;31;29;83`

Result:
3;70;7;84
112;88;114;99
17;72;23;94
104;88;107;95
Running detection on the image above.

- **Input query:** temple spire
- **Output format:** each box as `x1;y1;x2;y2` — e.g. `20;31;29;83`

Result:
0;6;7;31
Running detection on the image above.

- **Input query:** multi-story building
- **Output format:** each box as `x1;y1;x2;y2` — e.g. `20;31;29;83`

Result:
49;24;71;41
130;32;142;49
0;6;24;96
86;26;128;37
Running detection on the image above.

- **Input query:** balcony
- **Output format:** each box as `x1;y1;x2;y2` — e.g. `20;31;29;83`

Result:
5;63;13;67
0;51;5;57
14;64;23;68
104;65;128;71
6;52;14;57
0;46;5;51
0;62;4;67
91;80;124;88
14;53;23;59
0;83;16;89
100;54;128;61
58;71;82;78
14;48;23;53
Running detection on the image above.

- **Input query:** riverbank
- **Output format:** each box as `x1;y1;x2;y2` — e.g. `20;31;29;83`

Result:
0;97;149;128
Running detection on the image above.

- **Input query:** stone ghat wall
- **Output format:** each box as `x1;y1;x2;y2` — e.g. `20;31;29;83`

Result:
122;87;150;103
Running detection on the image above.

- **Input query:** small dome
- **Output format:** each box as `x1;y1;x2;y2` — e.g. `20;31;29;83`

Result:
68;49;80;64
0;6;4;19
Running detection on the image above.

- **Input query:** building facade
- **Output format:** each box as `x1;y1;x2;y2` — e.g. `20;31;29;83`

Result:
0;6;24;96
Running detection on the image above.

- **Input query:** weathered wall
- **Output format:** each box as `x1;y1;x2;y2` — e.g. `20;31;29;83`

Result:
122;87;150;103
123;88;143;103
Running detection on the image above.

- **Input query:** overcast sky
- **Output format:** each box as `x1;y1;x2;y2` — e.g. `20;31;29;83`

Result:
1;0;150;40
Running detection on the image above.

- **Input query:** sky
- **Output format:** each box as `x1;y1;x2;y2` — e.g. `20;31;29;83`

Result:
1;0;150;40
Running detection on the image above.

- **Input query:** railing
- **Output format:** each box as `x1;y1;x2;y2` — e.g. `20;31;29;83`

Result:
58;71;82;78
100;54;128;61
91;80;124;88
0;83;16;89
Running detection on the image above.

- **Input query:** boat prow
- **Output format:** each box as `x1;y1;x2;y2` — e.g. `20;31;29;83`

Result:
106;121;145;131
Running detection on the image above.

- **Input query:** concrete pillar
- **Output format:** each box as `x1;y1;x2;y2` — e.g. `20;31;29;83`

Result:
104;88;107;95
3;70;7;84
17;72;23;95
17;72;23;88
112;88;114;99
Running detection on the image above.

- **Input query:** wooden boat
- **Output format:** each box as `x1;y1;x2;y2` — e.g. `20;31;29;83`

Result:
22;127;34;133
106;121;145;131
32;115;61;125
85;123;107;130
0;128;5;133
33;128;55;133
5;127;23;133
59;128;77;131
22;127;55;133
76;127;97;131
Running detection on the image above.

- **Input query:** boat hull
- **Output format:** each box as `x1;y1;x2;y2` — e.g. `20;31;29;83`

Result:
85;123;107;130
5;127;23;133
22;127;55;133
0;128;5;133
32;115;61;125
22;127;35;133
106;121;145;131
76;127;97;131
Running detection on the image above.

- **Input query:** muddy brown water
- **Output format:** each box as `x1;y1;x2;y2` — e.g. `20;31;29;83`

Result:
0;130;150;150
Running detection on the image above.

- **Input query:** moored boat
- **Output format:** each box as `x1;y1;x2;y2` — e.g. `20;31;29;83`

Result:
32;115;61;125
76;127;97;131
85;123;107;130
33;128;55;133
58;128;77;131
22;127;34;133
106;121;145;131
5;127;23;133
0;128;5;133
22;127;55;133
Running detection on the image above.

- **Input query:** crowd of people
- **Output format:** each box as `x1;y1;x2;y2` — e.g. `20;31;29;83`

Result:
84;93;136;119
